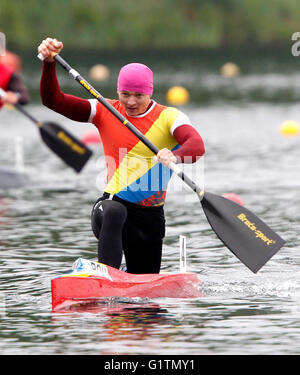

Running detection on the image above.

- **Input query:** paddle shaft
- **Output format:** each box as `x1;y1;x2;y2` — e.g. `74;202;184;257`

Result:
15;103;41;126
51;54;203;198
0;87;42;126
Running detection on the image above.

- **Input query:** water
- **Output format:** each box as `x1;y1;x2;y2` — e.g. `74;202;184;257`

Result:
0;66;300;357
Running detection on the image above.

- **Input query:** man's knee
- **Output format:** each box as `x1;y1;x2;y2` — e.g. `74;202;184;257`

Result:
102;200;127;224
91;199;127;239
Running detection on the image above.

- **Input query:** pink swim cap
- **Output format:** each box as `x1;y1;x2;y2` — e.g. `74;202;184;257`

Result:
117;63;153;95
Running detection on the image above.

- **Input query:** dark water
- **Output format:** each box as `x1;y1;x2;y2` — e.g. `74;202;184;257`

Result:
0;58;300;355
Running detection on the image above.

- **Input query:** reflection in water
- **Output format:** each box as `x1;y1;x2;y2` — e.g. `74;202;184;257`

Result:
53;300;172;335
51;299;184;355
103;305;172;343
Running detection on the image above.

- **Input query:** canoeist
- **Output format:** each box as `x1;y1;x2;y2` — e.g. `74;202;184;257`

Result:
38;37;205;274
0;50;30;109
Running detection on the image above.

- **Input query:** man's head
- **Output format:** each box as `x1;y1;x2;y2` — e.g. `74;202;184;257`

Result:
117;63;153;116
0;50;22;72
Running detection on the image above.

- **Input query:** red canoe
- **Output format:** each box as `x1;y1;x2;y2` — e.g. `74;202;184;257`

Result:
51;258;202;310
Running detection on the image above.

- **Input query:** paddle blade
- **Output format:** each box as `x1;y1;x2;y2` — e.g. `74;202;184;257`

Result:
39;122;93;172
201;192;285;273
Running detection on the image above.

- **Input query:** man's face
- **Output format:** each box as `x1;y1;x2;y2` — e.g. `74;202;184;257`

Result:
118;91;151;117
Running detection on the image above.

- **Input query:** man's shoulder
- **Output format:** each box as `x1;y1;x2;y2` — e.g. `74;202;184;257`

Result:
158;105;183;121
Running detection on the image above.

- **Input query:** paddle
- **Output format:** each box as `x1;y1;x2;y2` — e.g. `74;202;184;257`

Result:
0;88;93;173
38;53;285;273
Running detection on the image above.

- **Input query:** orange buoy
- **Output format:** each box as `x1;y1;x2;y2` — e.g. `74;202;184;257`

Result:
222;192;244;206
220;62;240;77
81;129;102;145
89;64;110;81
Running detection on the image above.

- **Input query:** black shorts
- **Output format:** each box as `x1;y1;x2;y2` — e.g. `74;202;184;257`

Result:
91;193;165;274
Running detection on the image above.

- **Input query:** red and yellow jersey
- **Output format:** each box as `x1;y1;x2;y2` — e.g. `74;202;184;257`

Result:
89;99;192;206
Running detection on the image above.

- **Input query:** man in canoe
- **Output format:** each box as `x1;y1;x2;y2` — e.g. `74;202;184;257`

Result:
38;37;205;274
0;51;30;109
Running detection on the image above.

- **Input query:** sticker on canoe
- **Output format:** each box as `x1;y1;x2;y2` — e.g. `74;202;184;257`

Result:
67;258;112;280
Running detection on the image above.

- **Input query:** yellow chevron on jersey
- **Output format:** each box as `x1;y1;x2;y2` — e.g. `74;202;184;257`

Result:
104;107;179;196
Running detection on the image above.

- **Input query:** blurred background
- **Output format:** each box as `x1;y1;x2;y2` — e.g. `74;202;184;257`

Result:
1;0;300;105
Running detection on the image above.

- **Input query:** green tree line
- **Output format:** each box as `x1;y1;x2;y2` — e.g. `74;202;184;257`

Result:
1;0;299;50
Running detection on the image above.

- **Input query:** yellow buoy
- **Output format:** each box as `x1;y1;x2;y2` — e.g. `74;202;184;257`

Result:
220;62;240;77
89;64;110;81
166;86;190;106
279;120;299;136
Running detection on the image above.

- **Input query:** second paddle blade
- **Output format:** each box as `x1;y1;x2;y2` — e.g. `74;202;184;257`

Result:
39;122;93;172
201;191;285;273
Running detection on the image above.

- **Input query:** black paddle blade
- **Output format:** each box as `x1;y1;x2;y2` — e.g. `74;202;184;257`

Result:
39;122;93;173
201;192;285;273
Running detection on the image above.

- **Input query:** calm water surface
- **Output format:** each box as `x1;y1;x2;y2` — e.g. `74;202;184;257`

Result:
0;82;300;355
